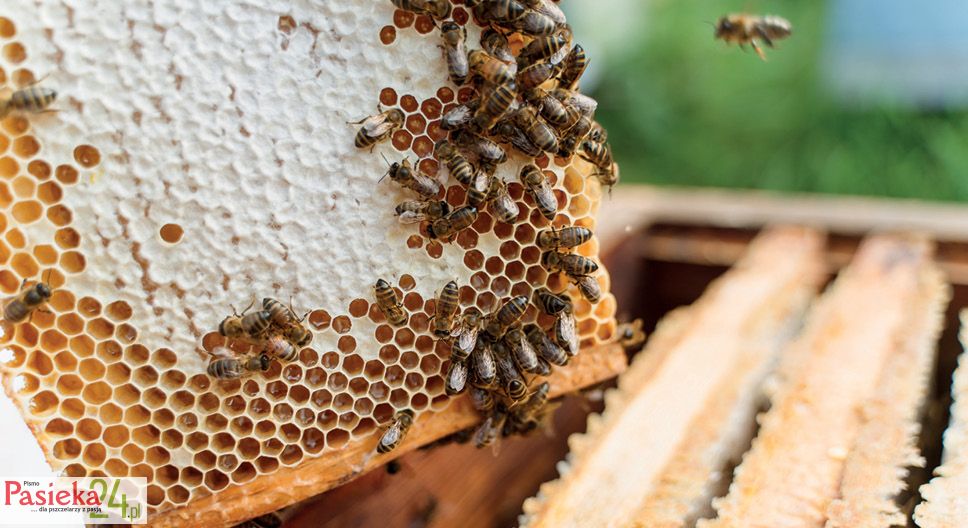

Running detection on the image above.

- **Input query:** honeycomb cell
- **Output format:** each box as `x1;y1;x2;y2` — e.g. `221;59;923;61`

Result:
404;372;424;390
185;432;208;453
393;9;415;28
317;409;338;430
83;443;107;466
0;156;17;177
28;158;50;179
45;417;73;437
204;413;228;431
28;390;58;416
143;387;167;409
99;403;123;424
412;135;433;157
470;271;489;290
353;397;374;415
411;392;429;410
436;86;454;103
379;87;398;106
385;365;406;388
47;204;73;225
76;418;102;441
491;276;511;297
96;340;123;364
476;292;497;312
33;244;58;265
161;429;184;449
394;327;415;348
72;144;100;168
132;365;159;387
13;135;39;158
12;176;35;198
77;357;105;381
53;438;82;460
64;464;87;478
10;252;38;277
159;223;184;243
379;25;396;45
391;129;412;150
177;412;199;432
153;409;175;429
379;344;400;364
156;464;179;486
55;164;78;185
425;240;443;259
254;420;276;439
60;251;86;273
204;470;229;491
414;335;434;354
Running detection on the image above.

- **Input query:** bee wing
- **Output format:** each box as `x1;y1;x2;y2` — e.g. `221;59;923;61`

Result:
456;327;478;353
365;120;397;139
556;313;579;356
380;423;401;446
359;113;388;134
397;211;428;224
211;346;235;359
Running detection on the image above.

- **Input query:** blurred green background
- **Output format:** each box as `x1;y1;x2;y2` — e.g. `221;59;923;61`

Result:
571;0;968;202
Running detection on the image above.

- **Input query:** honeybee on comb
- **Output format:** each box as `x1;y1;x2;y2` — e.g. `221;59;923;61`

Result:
350;107;405;150
0;82;58;119
377;409;415;454
714;14;792;60
2;275;53;324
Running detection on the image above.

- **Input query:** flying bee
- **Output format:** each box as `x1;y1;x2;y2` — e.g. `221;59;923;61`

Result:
0;83;58;119
588;120;607;143
505;327;541;374
480;28;515;65
523;0;567;26
510;9;558;36
395;199;451;224
377;409;415;454
440;99;480;131
554;310;579;356
492;119;542;158
580;139;613;170
374;278;408;326
473;81;517;132
714;14;792;60
518;28;571;66
557;44;589;90
493;341;528;403
471;339;497;387
617;319;646;352
537;226;593;250
525;323;568;366
542;251;600;277
451;307;483;361
550;88;598;116
432;280;460;337
441;22;469;86
468;49;515;85
434;140;475;185
470;385;495;413
533;287;571;316
574;275;602;303
519;163;559;220
466;170;493;209
264;334;298;362
516;61;556;91
219;307;272;339
445;359;469;395
483;295;529;341
350;107;405;150
474;408;507;450
427;205;478;240
3;278;52;324
524;87;570;128
453;129;507;165
514;106;558;153
488;178;520;224
384;157;443;198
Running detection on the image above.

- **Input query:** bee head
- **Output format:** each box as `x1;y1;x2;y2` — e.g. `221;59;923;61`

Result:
714;17;733;37
258;353;271;371
34;282;52;300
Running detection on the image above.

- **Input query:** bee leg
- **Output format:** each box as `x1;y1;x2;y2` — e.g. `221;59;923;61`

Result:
18;278;28;291
752;40;767;61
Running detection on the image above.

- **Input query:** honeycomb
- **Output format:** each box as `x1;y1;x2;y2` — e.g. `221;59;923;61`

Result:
0;0;617;522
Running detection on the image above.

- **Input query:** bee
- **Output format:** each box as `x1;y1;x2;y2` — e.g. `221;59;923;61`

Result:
282;322;314;347
516;62;556;91
471;339;497;387
264;334;298;362
451;307;483;361
470;385;495;413
595;161;620;190
434;140;475;185
453;129;507;165
542;251;600;277
432;280;460;337
391;0;451;20
510;10;558;36
550;88;598;117
488;178;520;224
588;120;607;143
537;226;593;250
427;205;478;240
206;350;270;380
518;29;571;66
262;297;298;327
533;287;571;316
384;157;443;198
440;99;480;131
445;359;469;395
466;170;493;209
525;324;567;366
350;107;405;149
441;22;469;86
493;341;528;403
377;409;415;454
474;409;507;449
523;87;571;128
492;119;542;158
473;81;517;132
505;327;541;374
470;0;527;23
516;381;550;422
574;275;602;303
468;49;515;86
523;0;566;26
374;278;408;326
514;107;558;153
516;166;555;222
3;279;52;324
395;199;451;224
483;295;529;341
714;14;792;61
219;306;272;339
554;310;579;356
557;44;589;90
480;28;515;65
617;319;646;352
556;134;580;159
0;83;58;119
580;139;613;170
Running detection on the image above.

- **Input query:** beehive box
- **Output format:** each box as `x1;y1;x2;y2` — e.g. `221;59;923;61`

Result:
0;1;622;526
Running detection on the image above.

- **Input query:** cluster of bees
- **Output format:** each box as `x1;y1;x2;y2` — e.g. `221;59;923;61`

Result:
205;298;314;379
357;0;614;455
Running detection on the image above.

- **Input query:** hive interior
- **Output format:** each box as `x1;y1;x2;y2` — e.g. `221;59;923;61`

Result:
0;1;616;517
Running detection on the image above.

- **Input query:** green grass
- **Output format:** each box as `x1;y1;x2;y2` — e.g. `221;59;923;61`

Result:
590;0;968;202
